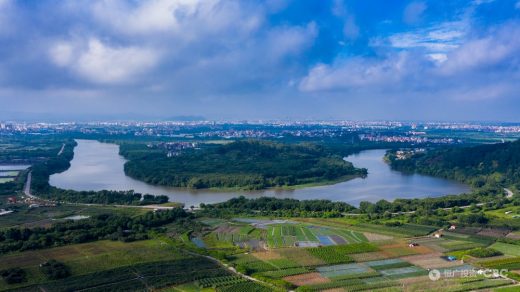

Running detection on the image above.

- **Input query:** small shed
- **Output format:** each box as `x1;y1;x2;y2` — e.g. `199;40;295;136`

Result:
447;256;457;261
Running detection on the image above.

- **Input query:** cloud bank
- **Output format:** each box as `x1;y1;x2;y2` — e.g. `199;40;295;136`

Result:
0;0;519;121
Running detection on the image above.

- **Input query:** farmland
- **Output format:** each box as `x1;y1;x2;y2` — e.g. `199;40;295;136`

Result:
2;204;520;291
181;217;519;291
206;219;370;250
0;237;269;292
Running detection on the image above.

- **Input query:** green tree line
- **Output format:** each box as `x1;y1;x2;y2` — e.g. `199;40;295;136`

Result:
122;140;367;190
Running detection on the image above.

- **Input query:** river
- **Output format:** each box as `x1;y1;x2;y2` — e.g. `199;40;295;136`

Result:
49;140;470;207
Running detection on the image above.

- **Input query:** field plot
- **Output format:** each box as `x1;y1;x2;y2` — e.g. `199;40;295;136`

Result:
283;272;330;286
0;177;14;183
378;241;429;258
276;248;325;266
378;266;427;279
0;240;191;291
252;250;281;261
196;275;246;288
296;277;400;291
400;275;513;291
0;170;19;177
259;267;310;278
266;224;365;248
23;258;231;292
317;263;371;278
490;242;520;256
217;281;274;292
207;221;266;250
350;251;390;262
401;253;463;269
308;243;377;264
409;236;484;253
480;256;520;270
354;223;436;237
363;232;393;242
438;239;486;251
365;258;408;268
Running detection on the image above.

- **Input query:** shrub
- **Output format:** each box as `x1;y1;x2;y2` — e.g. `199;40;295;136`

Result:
40;259;71;280
0;268;26;284
467;248;503;258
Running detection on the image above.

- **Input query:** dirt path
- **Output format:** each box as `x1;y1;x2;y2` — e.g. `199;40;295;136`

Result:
57;143;65;156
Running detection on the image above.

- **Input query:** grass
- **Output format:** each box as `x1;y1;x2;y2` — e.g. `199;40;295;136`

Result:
0;171;19;177
480;256;520;269
490;242;520;256
494;285;520;292
276;248;325;266
0;178;14;183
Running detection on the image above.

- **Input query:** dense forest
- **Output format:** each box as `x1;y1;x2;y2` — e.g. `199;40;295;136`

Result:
122;140;367;190
387;140;520;188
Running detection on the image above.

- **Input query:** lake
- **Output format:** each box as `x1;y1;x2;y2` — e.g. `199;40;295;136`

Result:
50;140;470;207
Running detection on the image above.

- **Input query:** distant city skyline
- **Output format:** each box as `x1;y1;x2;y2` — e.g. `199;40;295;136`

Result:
0;0;519;121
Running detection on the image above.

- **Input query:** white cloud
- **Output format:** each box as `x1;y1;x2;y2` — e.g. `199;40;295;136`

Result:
299;53;412;92
299;22;520;103
343;17;359;40
473;0;495;5
49;38;159;84
403;1;427;25
387;21;466;53
49;42;74;67
516;1;520;9
89;0;262;39
428;53;448;63
91;0;200;35
266;22;317;60
439;23;520;74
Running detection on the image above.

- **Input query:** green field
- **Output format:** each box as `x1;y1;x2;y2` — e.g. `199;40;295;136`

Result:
265;223;368;248
0;178;14;184
489;242;520;257
307;243;378;264
0;171;19;177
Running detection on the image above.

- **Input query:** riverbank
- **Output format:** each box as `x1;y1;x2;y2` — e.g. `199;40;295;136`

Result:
50;141;470;207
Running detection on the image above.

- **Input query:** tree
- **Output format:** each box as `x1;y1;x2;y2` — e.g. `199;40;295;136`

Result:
40;260;70;280
0;268;26;284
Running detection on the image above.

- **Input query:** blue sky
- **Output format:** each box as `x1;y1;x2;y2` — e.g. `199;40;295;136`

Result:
0;0;519;121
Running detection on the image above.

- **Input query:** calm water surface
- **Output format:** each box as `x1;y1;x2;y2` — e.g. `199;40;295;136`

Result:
50;140;470;207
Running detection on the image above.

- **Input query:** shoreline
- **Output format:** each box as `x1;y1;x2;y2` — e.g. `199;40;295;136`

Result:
122;173;366;193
